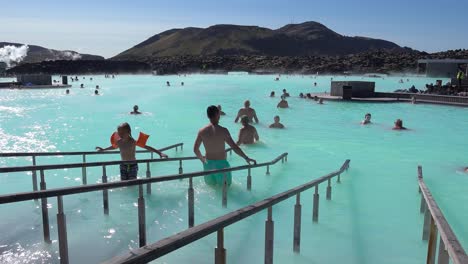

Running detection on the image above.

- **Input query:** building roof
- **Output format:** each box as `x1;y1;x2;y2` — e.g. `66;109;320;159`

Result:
418;59;468;64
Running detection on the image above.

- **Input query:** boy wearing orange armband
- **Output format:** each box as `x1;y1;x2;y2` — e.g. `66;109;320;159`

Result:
96;122;168;180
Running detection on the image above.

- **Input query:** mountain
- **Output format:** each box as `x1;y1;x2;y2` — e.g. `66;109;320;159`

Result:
113;21;403;60
0;42;104;65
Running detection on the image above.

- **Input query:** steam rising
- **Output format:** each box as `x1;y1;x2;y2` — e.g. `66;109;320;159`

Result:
62;51;82;60
0;45;29;66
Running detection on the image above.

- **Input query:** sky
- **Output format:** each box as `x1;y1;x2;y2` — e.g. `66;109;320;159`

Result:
1;0;467;58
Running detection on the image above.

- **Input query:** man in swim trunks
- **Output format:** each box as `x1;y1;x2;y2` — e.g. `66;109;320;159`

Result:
194;106;256;186
234;100;259;123
269;116;285;129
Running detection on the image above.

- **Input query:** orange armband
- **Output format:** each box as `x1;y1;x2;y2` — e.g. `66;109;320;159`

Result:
136;132;150;147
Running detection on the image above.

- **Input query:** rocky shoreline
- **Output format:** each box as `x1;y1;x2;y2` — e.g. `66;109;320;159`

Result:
6;49;468;75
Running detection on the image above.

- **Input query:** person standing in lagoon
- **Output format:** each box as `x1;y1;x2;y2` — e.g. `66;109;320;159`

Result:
130;105;142;115
235;100;259;123
361;113;371;125
270;91;275;97
237;116;259;145
94;90;99;95
393;119;407;130
277;96;289;108
96;122;168;180
318;98;324;104
194;106;256;186
269;116;285;129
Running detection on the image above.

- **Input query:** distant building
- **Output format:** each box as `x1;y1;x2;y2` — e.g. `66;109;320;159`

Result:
0;62;6;76
417;59;468;78
331;81;375;99
17;74;52;86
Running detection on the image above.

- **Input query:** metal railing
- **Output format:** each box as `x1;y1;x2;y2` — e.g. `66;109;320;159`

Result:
0;143;184;187
417;166;468;264
104;159;350;264
0;152;289;264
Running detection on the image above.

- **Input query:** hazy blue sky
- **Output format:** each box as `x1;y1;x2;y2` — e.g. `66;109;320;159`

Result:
1;0;466;58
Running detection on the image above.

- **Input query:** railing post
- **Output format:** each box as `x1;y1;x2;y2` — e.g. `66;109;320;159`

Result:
285;155;287;162
215;228;226;264
265;207;274;264
181;144;183;151
188;177;194;228
437;237;449;264
82;154;87;185
420;195;425;213
40;170;51;243
146;162;151;195
337;173;341;183
266;165;270;175
179;160;183;174
32;155;38;200
326;178;332;200
313;185;319;222
138;184;146;247
426;217;438;264
151;152;154;159
57;196;69;264
102;166;109;215
422;206;431;240
247;168;252;191
293;194;301;253
222;173;227;208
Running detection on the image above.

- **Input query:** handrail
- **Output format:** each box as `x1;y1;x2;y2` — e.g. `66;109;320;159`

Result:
417;166;468;264
0;143;184;157
0;152;288;204
105;159;350;264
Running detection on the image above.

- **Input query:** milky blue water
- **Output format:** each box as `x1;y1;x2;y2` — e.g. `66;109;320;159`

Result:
1;74;467;264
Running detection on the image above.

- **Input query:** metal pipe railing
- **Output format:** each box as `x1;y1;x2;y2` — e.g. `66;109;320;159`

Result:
0;152;289;264
104;159;350;264
417;166;468;264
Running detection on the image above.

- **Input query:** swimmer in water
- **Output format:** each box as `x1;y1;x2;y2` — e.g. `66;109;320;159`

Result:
66;89;70;95
181;82;184;86
269;116;285;129
314;96;318;101
299;93;305;98
235;100;259;123
277;96;289;108
130;105;142;115
96;122;168;180
282;89;290;97
314;82;317;87
94;90;99;95
393;119;407;130
361;113;371;125
217;105;226;115
80;84;84;88
166;81;170;86
318;98;324;104
237;115;259;145
96;85;100;89
270;91;275;97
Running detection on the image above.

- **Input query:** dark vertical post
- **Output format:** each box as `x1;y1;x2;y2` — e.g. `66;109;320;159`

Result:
422;206;431;240
179;160;183;174
326;178;332;200
82;154;87;185
57;196;69;264
420;195;425;213
102;166;109;215
247;168;252;191
437;237;449;264
138;185;146;247
40;170;51;243
293;194;301;253
32;155;38;200
313;185;319;222
222;173;227;208
337;173;341;183
426;217;438;264
215;228;226;264
146;162;151;195
266;165;270;175
188;177;194;228
265;207;274;264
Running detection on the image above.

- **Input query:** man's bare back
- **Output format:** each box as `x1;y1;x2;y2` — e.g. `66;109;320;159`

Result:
198;124;229;160
235;108;258;123
237;125;259;145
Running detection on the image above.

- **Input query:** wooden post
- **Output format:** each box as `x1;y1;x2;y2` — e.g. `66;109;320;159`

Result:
420;195;425;214
437;237;449;264
82;154;87;185
426;217;438;264
32;155;38;201
146;162;151;195
138;185;146;247
422;206;431;240
266;165;270;175
265;207;274;264
247;168;252;191
337;173;341;183
179;160;183;174
102;166;109;215
57;196;69;264
281;157;284;164
313;185;319;222
40;170;51;243
222;173;227;208
293;194;301;253
188;177;194;228
215;228;226;264
326;178;332;200
151;152;154;159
